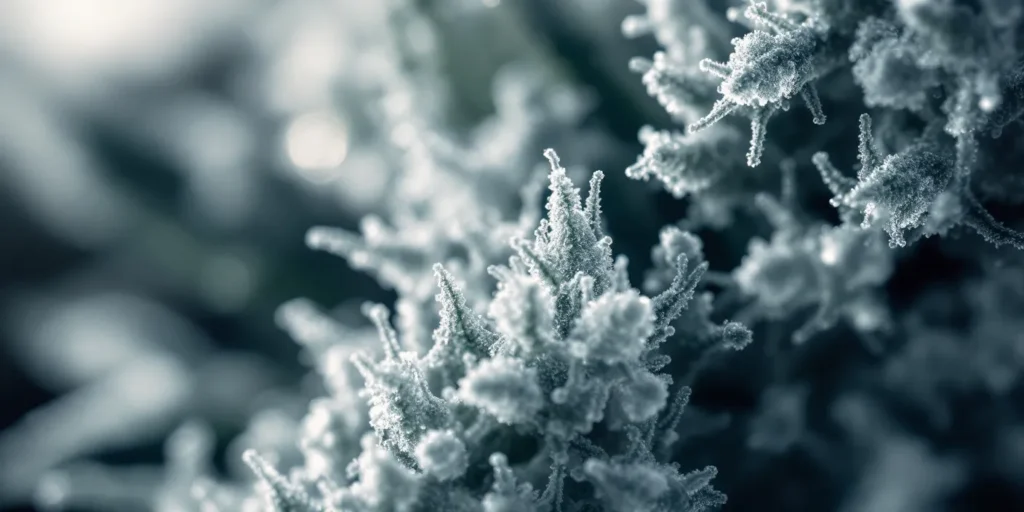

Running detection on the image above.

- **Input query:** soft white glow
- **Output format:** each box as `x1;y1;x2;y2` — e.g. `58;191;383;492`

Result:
3;0;244;82
285;113;350;178
13;0;174;66
820;236;840;266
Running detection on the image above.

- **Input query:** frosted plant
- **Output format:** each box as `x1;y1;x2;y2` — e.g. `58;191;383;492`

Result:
629;51;721;126
626;124;746;199
688;2;836;166
238;149;750;512
306;58;597;355
623;120;786;231
813;114;1024;249
629;0;1024;249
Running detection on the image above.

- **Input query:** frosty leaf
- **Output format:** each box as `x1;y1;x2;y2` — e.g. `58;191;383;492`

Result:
425;264;500;373
244;450;323;512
